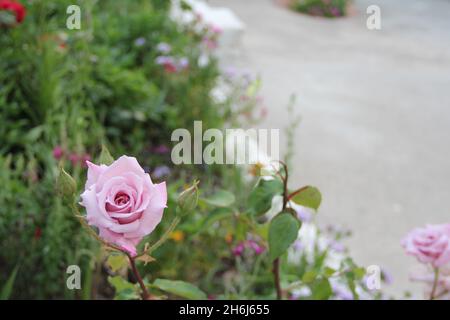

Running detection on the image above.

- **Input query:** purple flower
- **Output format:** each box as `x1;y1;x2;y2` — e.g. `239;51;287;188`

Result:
177;57;189;70
157;42;171;54
222;66;237;79
295;206;313;223
247;240;265;255
152;165;171;179
153;144;170;154
52;146;64;160
328;240;345;253
155;56;177;73
330;7;341;17
232;240;265;256
134;37;146;47
232;243;245;256
381;268;393;285
155;56;173;65
293;239;303;251
331;282;354;300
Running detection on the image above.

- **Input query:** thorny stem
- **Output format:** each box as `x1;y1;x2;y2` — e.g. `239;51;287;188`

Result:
127;253;151;300
430;267;440;300
72;202;162;300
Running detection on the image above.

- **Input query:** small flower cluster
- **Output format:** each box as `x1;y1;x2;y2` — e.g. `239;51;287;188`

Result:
232;238;265;257
154;42;189;74
53;146;91;168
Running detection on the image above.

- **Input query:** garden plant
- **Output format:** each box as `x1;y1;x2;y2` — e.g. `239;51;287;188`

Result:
1;0;450;301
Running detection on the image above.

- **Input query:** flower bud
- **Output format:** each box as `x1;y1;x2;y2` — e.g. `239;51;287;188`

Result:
177;181;199;215
56;167;77;198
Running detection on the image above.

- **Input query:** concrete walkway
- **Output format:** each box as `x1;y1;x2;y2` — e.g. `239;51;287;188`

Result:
210;0;450;297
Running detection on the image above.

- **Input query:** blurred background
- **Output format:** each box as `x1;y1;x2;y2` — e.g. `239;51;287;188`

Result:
1;0;449;299
207;0;450;296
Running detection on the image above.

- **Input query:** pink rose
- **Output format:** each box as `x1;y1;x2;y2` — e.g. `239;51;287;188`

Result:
80;156;167;256
402;224;450;268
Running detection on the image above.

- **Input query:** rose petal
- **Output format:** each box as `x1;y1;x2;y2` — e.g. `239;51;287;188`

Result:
126;182;167;238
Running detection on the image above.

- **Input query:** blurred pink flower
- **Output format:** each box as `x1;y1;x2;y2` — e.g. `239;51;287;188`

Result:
153;144;170;154
402;224;450;268
52;146;64;160
80;154;91;168
69;153;79;167
232;240;265;256
209;24;222;34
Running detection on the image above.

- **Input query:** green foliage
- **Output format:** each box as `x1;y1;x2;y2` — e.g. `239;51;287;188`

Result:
290;186;322;211
0;0;379;301
0;0;244;298
268;213;301;260
291;0;350;18
108;276;140;300
202;189;236;208
98;145;114;166
0;266;19;300
247;179;284;216
106;254;128;273
153;279;207;300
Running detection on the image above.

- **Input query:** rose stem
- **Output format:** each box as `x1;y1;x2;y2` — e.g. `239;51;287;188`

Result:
273;258;282;300
127;254;151;300
430;267;440;300
273;161;289;300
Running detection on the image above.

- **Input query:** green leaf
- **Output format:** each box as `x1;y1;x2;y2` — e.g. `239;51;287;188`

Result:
108;276;139;300
248;179;284;216
0;266;19;300
99;144;114;165
108;276;136;292
302;270;317;284
106;254;128;272
324;267;337;277
353;267;366;280
290;186;322;211
268;212;300;260
345;271;359;300
201;207;233;231
202;189;235;207
153;279;207;300
311;278;332;300
115;288;140;300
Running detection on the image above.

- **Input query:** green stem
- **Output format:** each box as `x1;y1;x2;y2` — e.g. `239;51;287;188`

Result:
273;258;282;299
272;161;289;300
430;267;440;300
136;216;181;258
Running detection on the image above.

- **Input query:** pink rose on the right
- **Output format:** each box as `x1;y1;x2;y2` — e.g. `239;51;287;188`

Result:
402;224;450;268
